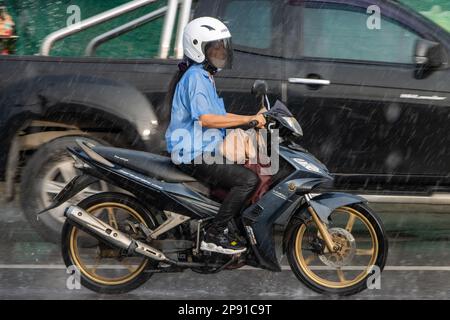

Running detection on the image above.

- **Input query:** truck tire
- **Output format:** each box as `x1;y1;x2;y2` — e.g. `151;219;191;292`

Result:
20;136;110;243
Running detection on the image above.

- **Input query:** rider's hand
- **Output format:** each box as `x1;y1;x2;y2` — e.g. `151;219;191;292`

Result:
254;114;266;128
257;107;268;114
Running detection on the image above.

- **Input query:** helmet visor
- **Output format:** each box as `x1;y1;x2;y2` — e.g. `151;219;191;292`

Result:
204;38;233;70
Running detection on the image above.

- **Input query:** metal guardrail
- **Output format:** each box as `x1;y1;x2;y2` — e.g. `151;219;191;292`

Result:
310;192;450;205
158;0;193;59
41;0;193;59
85;6;168;56
40;0;157;56
158;0;178;59
174;0;193;59
360;193;450;205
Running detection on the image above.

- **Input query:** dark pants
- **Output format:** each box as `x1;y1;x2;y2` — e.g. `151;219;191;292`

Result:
179;157;260;230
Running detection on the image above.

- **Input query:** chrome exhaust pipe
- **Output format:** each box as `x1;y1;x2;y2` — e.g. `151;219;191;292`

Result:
65;206;167;262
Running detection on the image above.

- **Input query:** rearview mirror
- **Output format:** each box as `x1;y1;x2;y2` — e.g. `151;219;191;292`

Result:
251;80;268;97
414;39;445;79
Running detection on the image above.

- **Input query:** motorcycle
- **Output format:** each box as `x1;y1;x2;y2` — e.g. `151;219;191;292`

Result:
39;80;388;295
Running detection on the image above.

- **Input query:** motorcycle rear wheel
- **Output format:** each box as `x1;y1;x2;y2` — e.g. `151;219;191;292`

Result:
61;192;158;294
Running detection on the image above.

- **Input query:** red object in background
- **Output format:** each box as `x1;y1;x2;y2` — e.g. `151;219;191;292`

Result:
0;6;15;39
1;48;9;55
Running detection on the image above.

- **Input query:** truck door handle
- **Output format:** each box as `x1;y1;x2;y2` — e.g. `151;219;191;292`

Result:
288;78;331;86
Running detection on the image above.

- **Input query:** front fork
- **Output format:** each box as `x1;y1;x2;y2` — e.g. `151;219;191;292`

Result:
304;193;339;253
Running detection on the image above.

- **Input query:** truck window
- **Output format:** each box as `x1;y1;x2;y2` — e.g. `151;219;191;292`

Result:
301;3;422;64
219;0;282;56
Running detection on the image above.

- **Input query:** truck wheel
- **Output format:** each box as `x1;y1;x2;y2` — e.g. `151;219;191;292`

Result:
20;136;109;243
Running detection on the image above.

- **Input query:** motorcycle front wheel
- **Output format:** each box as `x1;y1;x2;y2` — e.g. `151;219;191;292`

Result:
287;203;388;296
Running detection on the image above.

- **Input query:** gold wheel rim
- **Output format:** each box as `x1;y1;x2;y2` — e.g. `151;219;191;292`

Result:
69;202;149;286
294;206;379;289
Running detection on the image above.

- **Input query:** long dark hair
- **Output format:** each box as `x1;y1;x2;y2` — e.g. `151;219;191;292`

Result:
160;58;193;125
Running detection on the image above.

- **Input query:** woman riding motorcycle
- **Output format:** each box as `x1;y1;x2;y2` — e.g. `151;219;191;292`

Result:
165;17;266;255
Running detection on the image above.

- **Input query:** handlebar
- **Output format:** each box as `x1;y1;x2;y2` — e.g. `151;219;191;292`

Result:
247;120;259;128
231;120;259;131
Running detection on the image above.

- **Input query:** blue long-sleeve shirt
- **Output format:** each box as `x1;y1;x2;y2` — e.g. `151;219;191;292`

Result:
165;64;226;164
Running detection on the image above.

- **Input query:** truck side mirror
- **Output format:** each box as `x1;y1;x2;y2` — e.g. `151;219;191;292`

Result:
414;39;445;79
251;80;269;97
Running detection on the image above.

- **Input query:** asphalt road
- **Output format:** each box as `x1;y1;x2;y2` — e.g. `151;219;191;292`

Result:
0;191;449;300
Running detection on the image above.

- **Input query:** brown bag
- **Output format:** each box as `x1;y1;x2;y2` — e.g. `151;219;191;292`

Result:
219;128;273;203
219;128;257;163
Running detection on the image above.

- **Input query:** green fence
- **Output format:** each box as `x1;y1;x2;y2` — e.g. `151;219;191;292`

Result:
3;0;450;58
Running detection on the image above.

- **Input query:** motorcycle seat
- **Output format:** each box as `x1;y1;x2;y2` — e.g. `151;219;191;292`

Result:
92;146;197;183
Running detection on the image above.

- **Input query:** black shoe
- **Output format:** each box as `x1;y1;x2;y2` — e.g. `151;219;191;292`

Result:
201;227;246;255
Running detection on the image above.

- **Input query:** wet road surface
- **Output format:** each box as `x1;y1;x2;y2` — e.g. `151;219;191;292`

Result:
0;194;449;300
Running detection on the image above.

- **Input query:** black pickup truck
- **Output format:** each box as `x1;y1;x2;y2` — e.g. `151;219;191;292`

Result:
1;0;450;242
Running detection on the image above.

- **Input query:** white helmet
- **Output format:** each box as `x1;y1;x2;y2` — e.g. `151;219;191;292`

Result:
183;17;233;70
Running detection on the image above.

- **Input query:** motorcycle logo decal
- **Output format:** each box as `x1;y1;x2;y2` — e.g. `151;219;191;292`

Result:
114;155;129;162
272;190;287;200
293;158;321;173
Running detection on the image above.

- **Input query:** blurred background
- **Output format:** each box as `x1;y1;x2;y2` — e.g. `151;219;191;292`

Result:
0;0;449;299
1;0;450;58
